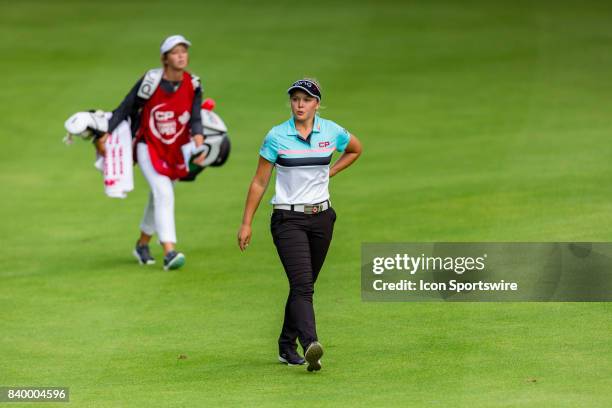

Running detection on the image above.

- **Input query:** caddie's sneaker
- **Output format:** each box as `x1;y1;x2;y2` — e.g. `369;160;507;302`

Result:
304;341;323;372
278;349;305;366
163;251;185;271
133;242;155;265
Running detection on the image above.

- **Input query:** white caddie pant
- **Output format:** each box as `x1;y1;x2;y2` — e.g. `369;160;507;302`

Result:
137;143;177;244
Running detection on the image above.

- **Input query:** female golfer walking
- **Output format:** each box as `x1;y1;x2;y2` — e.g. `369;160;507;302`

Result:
99;35;206;271
238;79;362;371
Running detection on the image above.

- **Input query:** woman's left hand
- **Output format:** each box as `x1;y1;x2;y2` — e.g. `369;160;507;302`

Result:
330;133;362;177
192;134;206;165
193;134;205;147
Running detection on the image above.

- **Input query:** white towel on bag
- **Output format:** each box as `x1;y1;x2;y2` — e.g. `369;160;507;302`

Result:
94;120;134;198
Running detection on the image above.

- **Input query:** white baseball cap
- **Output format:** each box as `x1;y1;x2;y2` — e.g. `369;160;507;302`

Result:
160;35;191;54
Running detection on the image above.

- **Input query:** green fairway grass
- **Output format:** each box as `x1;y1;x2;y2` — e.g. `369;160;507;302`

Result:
1;0;611;406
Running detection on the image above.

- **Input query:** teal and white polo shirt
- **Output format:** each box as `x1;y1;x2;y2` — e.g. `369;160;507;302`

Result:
259;115;351;205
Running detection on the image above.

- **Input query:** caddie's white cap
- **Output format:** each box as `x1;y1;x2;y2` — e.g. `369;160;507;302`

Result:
160;35;191;54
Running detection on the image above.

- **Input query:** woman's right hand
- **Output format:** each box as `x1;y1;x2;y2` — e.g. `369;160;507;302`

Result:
238;224;252;251
95;133;109;156
238;157;274;252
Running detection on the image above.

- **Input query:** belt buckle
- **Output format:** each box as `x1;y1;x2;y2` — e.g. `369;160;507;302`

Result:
307;204;322;214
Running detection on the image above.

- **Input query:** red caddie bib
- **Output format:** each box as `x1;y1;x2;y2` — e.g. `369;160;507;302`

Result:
139;71;195;180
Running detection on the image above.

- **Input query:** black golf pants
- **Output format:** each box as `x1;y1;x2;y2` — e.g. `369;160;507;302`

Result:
271;207;336;353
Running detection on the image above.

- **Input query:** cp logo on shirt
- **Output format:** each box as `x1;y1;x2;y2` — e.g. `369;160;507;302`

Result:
319;141;330;148
155;111;174;121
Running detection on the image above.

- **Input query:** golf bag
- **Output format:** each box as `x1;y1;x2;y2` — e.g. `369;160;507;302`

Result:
64;101;231;183
180;106;231;181
63;110;109;142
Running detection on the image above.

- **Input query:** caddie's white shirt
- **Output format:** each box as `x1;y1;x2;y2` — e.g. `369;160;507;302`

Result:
259;115;351;205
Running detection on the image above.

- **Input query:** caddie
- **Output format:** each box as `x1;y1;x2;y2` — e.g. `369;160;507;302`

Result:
97;34;205;271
